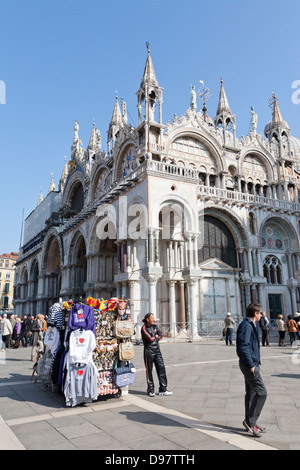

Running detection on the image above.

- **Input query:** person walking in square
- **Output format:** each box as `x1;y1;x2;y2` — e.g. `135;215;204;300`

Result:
0;314;13;349
276;314;286;347
224;312;235;345
286;315;298;346
259;312;270;346
236;302;267;437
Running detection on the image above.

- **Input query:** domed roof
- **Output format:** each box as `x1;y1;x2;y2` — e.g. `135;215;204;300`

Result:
289;136;300;158
264;118;290;137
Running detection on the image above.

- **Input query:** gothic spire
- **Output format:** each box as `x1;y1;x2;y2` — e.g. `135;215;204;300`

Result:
48;173;56;193
141;42;158;87
264;92;290;139
272;93;284;124
37;186;44;206
216;78;231;115
110;93;122;126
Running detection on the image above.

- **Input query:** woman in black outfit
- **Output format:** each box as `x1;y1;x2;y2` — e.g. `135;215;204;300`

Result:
141;313;172;397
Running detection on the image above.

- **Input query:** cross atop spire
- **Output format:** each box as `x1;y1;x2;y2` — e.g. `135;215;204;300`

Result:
269;92;284;124
264;91;289;139
141;42;158;87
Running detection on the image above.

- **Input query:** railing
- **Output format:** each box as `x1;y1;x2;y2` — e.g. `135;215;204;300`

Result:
133;320;280;343
134;321;233;342
147;160;199;180
198;185;300;212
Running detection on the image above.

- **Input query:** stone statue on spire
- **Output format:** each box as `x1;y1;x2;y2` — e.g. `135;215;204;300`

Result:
250;106;258;133
120;98;128;125
190;85;197;112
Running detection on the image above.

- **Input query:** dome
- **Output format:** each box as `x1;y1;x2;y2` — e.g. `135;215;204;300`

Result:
264;118;290;138
289;135;300;159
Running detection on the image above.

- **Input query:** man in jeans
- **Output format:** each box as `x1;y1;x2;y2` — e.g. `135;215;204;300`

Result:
236;302;268;437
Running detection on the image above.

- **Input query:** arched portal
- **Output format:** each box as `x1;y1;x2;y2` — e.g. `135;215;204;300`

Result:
45;237;62;309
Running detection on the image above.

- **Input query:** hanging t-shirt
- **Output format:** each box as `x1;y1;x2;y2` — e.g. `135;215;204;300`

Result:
69;329;96;364
64;356;98;407
68;304;95;335
44;326;60;353
48;303;65;330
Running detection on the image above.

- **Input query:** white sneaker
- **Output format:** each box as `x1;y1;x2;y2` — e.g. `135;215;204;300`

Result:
159;390;173;396
148;391;155;397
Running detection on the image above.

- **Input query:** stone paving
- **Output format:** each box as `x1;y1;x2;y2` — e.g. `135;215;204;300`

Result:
0;336;300;451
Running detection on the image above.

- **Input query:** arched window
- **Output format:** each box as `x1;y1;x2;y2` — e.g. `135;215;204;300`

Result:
263;256;282;284
249;212;255;235
70;183;84;213
198;215;237;267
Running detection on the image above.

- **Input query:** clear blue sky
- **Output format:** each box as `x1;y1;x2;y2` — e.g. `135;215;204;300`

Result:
1;0;300;253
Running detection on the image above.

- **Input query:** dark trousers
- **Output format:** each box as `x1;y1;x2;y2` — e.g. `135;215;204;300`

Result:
261;329;269;346
289;332;297;345
2;335;10;349
225;328;233;345
239;362;267;427
144;347;167;393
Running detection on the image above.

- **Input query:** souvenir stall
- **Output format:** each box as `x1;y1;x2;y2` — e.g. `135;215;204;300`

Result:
40;296;135;407
88;297;135;398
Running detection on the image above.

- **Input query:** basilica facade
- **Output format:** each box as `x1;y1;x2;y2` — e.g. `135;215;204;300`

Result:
14;46;300;336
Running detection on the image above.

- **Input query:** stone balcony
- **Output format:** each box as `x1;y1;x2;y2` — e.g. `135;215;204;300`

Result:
197;185;300;214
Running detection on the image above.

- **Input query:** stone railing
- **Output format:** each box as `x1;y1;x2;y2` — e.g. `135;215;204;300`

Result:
197;185;300;212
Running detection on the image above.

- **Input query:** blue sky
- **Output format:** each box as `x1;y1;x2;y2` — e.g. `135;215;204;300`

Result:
0;0;300;253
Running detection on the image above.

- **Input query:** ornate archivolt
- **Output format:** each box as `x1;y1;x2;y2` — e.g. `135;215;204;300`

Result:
93;167;110;199
242;154;268;185
164;128;224;174
239;147;275;184
40;228;63;275
61;170;85;208
29;258;39;281
67;229;87;265
113;138;138;183
151;194;197;235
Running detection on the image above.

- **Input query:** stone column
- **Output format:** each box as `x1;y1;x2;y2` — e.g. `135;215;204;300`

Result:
148;230;153;266
147;275;158;314
154;229;160;266
127;240;132;273
247;248;253;277
179;281;186;329
225;278;231;312
128;281;136;321
287;253;293;279
187;277;199;339
168;280;177;336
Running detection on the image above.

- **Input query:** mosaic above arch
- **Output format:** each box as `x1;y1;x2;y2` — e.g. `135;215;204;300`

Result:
260;225;284;250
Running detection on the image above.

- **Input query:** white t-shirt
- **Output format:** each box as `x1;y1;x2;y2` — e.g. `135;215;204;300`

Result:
69;329;96;364
44;326;60;353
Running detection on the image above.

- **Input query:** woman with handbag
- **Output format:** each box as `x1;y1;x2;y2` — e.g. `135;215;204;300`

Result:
141;313;172;398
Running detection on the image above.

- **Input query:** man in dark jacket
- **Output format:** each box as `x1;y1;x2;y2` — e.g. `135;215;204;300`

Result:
141;313;172;397
236;302;267;437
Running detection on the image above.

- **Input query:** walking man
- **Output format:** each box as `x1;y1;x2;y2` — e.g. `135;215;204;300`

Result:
224;312;235;345
236;302;267;437
259;312;270;346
